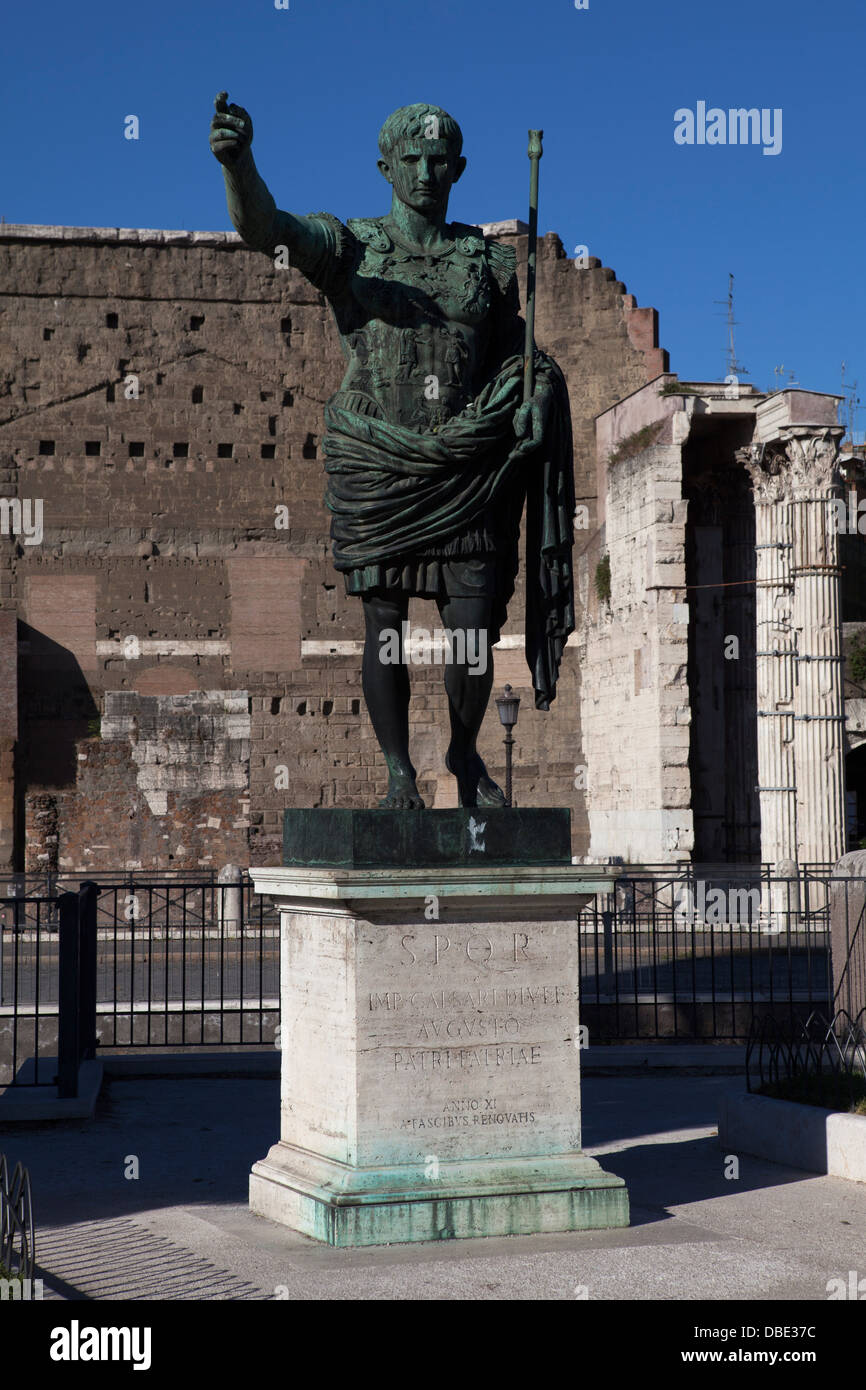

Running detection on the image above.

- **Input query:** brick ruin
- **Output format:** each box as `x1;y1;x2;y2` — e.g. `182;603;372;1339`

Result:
0;221;667;873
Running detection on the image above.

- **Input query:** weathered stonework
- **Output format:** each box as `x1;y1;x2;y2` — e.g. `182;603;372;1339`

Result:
579;379;699;862
27;690;251;874
581;381;857;869
248;863;627;1244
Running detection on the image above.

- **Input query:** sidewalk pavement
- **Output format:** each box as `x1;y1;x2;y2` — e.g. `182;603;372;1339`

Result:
3;1066;864;1301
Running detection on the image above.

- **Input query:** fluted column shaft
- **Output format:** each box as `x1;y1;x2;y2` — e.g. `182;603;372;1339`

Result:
740;448;797;867
784;427;846;867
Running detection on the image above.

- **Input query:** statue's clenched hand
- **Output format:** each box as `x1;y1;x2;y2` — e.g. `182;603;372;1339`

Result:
210;91;253;166
513;377;554;455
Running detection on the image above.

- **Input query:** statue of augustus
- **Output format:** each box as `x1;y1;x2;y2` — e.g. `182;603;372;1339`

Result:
210;95;575;809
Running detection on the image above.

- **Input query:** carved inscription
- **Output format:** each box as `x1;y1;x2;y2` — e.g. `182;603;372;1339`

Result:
370;933;571;1068
394;1045;541;1070
402;1098;537;1131
357;921;582;1163
398;931;531;965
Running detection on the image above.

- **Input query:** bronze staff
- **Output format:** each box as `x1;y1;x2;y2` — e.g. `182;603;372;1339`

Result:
523;129;543;404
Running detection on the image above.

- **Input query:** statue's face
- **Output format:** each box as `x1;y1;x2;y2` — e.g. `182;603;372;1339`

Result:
378;138;466;214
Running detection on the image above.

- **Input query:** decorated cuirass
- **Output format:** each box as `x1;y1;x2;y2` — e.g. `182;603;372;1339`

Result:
329;217;517;432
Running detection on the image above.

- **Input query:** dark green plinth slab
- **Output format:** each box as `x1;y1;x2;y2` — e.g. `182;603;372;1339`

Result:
283;807;572;868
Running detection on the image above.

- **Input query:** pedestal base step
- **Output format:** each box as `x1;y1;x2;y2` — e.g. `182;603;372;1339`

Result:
249;1143;629;1247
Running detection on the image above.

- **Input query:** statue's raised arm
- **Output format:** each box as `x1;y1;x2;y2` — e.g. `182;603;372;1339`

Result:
209;91;324;266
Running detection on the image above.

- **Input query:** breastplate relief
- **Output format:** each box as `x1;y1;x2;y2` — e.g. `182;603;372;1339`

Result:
344;220;492;431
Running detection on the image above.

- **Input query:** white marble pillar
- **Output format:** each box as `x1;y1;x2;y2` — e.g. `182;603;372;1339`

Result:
739;447;798;869
783;426;846;868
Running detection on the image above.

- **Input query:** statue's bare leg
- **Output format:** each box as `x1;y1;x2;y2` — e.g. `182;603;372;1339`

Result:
361;590;424;809
437;594;506;808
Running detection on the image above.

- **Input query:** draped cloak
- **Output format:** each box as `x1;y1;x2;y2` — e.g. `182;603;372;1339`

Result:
323;350;575;711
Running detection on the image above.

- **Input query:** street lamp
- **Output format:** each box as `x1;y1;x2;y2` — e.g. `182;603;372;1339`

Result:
495;684;521;808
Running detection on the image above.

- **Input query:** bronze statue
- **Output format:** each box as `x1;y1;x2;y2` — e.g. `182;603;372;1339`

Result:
210;96;574;809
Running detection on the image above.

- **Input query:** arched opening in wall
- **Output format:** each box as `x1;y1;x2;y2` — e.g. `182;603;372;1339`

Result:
683;415;759;865
845;743;866;850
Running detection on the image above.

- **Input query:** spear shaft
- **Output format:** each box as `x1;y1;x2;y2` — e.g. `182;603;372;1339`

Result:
523;129;543;404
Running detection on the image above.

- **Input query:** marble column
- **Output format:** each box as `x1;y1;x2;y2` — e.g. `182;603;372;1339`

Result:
738;446;798;871
783;426;846;869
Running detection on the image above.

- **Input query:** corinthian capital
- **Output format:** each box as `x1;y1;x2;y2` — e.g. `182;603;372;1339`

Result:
736;444;789;504
778;425;844;497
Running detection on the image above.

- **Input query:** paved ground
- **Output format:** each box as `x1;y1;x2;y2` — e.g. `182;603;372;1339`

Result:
4;1071;864;1301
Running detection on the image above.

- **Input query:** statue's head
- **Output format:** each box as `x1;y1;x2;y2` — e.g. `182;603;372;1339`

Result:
377;103;466;215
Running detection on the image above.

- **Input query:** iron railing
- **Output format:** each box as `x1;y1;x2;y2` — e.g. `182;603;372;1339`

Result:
576;869;831;1041
1;877;279;1085
0;1153;34;1285
746;1008;866;1108
1;865;862;1073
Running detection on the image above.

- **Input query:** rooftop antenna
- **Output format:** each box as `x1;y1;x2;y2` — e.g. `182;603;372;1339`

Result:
841;361;861;443
714;272;748;380
772;363;799;393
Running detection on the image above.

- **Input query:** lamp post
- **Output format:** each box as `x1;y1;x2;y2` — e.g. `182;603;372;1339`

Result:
495;684;521;808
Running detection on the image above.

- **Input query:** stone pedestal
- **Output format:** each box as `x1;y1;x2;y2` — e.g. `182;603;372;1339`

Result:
249;829;627;1246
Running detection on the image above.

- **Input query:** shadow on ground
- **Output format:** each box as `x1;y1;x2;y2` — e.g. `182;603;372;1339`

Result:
0;1072;815;1240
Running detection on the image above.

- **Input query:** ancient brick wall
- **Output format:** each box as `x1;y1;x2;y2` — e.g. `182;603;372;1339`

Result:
0;222;667;869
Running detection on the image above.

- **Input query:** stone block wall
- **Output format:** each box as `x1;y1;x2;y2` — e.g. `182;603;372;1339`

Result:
578;385;693;863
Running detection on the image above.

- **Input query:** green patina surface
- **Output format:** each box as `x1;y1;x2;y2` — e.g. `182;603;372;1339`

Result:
299;1184;629;1247
251;1149;629;1247
282;807;572;868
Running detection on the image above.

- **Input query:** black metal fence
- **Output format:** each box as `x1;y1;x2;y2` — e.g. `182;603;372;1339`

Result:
0;865;860;1079
746;1008;866;1108
56;882;99;1097
1;876;279;1085
0;1152;34;1284
577;868;833;1042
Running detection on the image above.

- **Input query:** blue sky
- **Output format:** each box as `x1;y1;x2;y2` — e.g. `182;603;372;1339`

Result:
4;0;865;431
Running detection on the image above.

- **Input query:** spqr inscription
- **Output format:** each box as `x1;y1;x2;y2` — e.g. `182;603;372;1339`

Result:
398;930;531;966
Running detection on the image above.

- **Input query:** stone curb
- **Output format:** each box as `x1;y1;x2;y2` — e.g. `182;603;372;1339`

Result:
0;1060;103;1121
719;1089;866;1182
